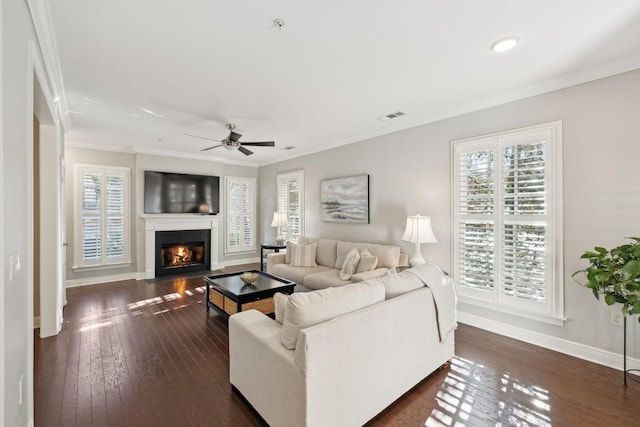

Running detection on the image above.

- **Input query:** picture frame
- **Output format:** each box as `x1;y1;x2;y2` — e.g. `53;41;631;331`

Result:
320;174;369;224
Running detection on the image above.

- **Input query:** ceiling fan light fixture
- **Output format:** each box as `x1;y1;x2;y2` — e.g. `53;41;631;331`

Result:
490;36;519;53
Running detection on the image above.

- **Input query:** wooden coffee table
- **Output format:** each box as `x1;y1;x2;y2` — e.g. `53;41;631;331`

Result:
205;270;295;317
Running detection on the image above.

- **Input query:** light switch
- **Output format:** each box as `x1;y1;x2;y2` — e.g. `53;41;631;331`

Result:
9;252;21;281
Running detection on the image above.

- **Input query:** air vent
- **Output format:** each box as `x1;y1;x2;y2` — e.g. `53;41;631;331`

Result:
378;111;406;121
284;146;296;150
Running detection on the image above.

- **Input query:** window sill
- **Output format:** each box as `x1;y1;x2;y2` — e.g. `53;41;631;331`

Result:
72;261;133;272
457;295;566;327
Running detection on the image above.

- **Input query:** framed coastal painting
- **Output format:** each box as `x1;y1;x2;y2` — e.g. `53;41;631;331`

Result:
320;174;369;224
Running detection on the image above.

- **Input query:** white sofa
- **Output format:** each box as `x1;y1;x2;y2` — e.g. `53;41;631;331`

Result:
229;265;456;427
266;236;408;291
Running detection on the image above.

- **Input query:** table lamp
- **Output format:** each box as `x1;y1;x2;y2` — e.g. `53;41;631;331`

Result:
402;214;437;267
271;212;289;244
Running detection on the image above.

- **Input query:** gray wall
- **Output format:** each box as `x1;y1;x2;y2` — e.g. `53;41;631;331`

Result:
259;69;640;359
63;149;259;283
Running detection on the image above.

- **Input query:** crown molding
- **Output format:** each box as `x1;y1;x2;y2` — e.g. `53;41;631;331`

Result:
64;139;259;168
26;0;71;131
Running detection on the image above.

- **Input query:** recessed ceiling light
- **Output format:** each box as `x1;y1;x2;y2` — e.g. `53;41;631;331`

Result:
490;37;519;53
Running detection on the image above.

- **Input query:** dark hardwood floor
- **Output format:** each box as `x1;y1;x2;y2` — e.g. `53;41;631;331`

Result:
35;266;640;427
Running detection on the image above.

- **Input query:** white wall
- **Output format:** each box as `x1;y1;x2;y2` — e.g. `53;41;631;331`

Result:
259;69;640;367
3;0;45;424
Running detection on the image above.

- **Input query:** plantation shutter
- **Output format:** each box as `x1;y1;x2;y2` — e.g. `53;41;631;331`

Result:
81;171;102;262
452;122;562;320
75;165;130;268
501;141;547;304
106;174;126;259
225;176;256;253
456;145;495;293
276;170;304;242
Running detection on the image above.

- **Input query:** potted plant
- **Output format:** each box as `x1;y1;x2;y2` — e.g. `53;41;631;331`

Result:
573;237;640;322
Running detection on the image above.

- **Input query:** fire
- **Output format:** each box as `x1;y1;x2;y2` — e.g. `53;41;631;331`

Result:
170;245;193;266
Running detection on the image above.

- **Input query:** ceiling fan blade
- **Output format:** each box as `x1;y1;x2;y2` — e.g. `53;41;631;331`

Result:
238;146;254;156
201;144;223;152
229;131;242;142
240;141;275;147
185;133;223;143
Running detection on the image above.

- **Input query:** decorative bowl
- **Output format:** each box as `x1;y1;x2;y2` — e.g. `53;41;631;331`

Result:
239;272;259;284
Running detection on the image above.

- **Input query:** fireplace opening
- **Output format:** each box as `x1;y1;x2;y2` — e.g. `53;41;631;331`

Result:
155;229;210;277
161;243;204;269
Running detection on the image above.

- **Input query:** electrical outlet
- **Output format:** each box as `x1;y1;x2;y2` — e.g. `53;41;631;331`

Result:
610;310;624;326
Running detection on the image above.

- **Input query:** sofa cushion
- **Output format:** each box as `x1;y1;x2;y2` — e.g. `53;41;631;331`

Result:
316;239;338;267
378;269;425;299
335;241;400;269
273;292;290;324
356;249;378;273
339;248;360;280
289;243;318;268
303;269;350;290
280;280;385;350
270;264;333;285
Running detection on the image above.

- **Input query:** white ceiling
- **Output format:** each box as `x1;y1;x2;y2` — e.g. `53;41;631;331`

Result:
49;0;640;166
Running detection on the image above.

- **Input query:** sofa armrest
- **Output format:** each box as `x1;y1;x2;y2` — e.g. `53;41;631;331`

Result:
351;268;389;283
266;252;286;271
229;310;305;427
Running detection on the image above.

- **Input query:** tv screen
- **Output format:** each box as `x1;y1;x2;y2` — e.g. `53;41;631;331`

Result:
144;171;220;214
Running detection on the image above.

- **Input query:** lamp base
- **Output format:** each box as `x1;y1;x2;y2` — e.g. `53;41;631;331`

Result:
275;234;285;245
409;241;426;267
408;253;426;267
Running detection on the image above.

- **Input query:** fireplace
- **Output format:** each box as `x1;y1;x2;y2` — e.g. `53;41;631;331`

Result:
155;229;211;277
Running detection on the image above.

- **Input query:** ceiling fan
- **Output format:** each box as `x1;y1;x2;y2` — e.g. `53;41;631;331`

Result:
185;124;275;156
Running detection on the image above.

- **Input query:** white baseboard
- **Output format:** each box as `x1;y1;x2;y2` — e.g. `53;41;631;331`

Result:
70;258;259;287
223;256;261;268
33;316;40;329
458;311;640;372
65;272;138;288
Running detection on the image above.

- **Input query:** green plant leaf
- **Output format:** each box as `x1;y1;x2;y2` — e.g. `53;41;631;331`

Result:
621;260;640;279
580;252;600;259
592;287;599;300
595;247;608;254
604;294;616;305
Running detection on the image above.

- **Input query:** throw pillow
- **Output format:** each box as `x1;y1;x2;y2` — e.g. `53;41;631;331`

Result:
356;249;378;273
273;292;290;324
289;242;318;268
339;248;361;280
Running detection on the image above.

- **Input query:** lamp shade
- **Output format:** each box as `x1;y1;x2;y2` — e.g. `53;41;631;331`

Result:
270;212;289;228
402;215;437;243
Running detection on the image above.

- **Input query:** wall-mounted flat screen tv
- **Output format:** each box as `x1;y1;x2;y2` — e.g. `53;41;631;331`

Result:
144;171;220;214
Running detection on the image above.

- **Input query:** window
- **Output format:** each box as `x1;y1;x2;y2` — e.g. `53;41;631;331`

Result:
225;176;256;254
73;165;130;268
276;170;304;242
452;121;563;323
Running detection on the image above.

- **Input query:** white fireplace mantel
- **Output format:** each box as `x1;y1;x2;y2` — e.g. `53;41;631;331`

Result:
142;214;221;278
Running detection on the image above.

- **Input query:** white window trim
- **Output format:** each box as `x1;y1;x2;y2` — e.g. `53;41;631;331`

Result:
276;170;304;242
451;121;564;325
224;176;257;254
72;164;131;270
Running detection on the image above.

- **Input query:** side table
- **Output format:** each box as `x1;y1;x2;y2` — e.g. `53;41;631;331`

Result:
260;242;286;271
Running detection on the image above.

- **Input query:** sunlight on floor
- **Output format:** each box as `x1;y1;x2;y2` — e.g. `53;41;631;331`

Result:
425;357;551;427
78;280;207;331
